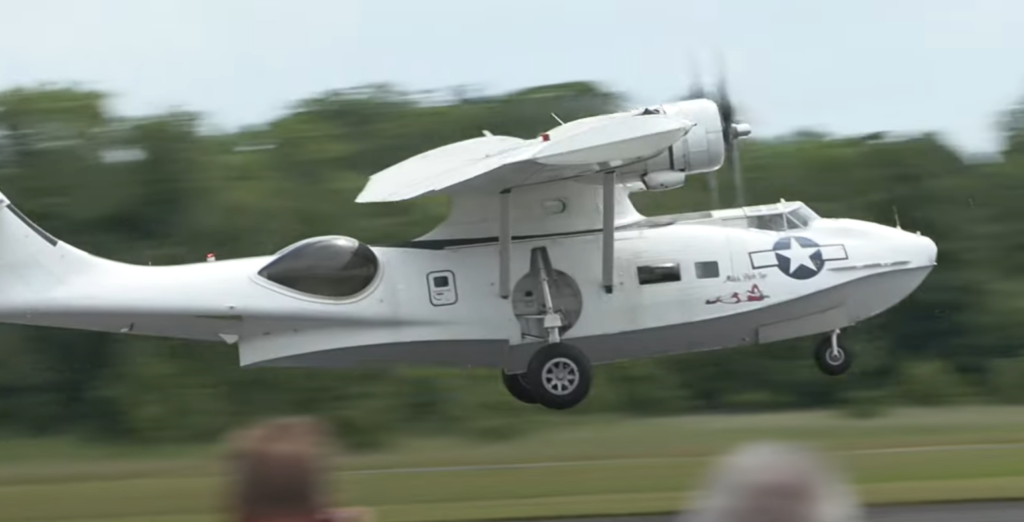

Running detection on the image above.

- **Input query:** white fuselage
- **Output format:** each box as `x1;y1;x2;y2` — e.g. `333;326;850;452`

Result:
0;197;936;373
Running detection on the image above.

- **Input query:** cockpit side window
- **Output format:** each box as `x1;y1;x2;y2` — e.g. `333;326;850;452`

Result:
257;237;379;299
746;206;820;232
748;213;787;231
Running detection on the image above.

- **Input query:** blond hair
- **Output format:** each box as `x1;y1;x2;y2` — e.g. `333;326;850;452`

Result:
225;416;336;520
686;442;862;522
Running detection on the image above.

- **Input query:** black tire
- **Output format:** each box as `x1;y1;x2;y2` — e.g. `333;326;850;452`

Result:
501;371;537;404
525;342;592;410
814;336;853;376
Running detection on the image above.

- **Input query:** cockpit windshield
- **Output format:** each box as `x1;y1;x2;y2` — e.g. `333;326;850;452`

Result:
787;205;820;227
745;203;820;232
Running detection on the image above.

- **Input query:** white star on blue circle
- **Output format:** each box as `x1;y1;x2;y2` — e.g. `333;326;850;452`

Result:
772;236;826;280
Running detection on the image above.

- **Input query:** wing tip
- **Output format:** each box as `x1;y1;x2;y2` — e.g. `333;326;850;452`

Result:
354;190;388;203
354;188;418;204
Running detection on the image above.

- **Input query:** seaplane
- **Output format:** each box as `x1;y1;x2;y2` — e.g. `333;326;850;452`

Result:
0;97;937;410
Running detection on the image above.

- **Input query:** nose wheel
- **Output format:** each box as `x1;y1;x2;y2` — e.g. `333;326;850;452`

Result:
814;329;852;376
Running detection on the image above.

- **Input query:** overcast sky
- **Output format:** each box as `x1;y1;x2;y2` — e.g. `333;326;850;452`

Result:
2;0;1022;153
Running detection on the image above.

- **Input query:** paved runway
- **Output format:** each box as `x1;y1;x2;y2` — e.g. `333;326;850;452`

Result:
348;442;1024;475
504;501;1024;522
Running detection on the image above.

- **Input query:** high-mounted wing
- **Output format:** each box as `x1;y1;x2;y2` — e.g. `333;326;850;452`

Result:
355;111;696;203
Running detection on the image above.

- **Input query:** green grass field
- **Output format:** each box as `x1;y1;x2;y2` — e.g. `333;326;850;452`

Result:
3;406;1024;522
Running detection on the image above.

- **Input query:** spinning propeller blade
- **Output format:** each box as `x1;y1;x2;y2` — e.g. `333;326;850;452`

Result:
680;53;752;209
713;55;751;207
682;55;719;208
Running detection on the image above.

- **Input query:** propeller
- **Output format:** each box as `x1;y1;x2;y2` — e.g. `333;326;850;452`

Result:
686;56;708;100
682;56;720;208
681;54;752;209
714;66;752;207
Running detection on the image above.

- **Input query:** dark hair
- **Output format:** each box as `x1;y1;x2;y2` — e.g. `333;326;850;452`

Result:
225;416;336;520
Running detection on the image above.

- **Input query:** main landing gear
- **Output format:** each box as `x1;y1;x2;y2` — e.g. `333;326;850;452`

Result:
502;342;592;410
500;246;593;410
814;329;853;376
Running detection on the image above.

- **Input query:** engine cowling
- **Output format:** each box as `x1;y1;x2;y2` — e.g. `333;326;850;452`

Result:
656;99;727;174
622;98;727;192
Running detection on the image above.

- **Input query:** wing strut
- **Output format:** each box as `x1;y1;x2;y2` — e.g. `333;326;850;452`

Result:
602;171;616;294
499;189;511;299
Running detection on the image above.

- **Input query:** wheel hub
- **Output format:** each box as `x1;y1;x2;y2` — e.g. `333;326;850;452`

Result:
827;348;845;365
541;357;579;395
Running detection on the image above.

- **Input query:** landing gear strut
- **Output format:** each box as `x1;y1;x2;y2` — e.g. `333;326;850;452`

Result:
814;329;852;376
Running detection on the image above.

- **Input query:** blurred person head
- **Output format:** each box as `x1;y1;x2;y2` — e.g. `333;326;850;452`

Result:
686;442;862;522
225;416;373;522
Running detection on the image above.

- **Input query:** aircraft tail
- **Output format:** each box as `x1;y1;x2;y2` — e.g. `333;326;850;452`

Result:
0;189;113;299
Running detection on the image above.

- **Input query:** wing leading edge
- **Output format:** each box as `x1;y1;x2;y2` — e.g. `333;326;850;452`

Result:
355;112;696;203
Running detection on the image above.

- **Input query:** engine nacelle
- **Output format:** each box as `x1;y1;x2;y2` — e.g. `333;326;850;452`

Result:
657;98;727;175
617;99;728;192
641;170;688;191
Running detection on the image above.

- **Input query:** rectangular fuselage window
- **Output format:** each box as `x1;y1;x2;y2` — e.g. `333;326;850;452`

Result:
695;261;720;279
638;263;681;285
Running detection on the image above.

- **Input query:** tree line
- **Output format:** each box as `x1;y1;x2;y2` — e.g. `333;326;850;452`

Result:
1;81;1023;449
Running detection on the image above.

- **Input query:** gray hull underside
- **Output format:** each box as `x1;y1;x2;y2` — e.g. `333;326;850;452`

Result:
246;266;931;372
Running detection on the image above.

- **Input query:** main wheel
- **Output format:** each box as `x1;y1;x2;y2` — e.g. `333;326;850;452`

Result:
501;371;537;404
814;335;852;376
525;342;592;410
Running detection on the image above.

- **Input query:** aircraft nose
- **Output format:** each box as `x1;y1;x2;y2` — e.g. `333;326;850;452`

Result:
919;233;938;265
921;233;937;264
